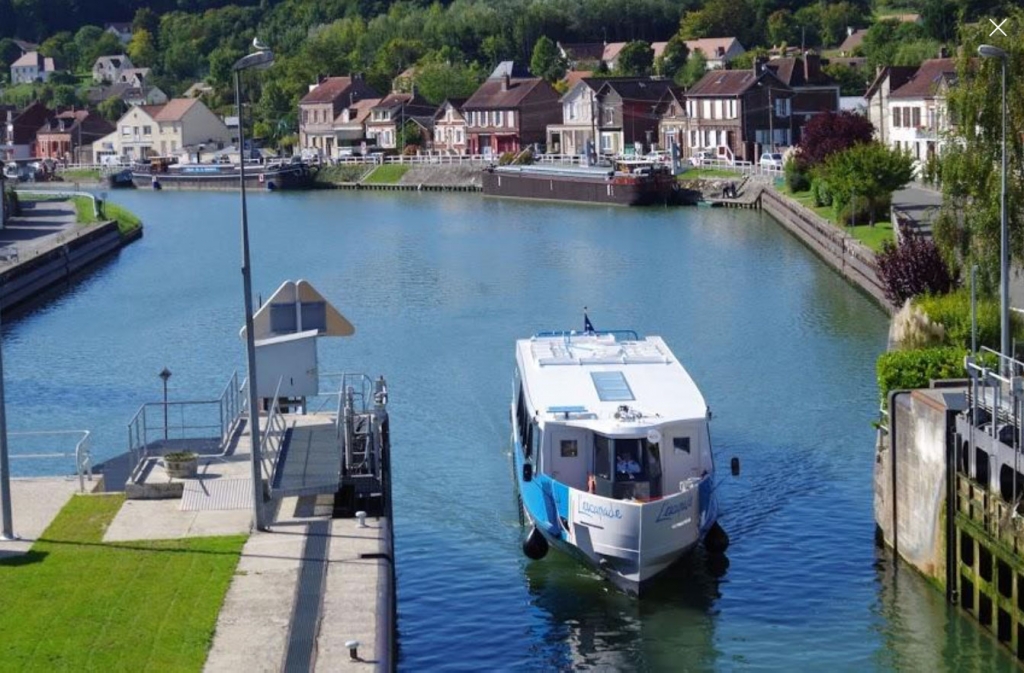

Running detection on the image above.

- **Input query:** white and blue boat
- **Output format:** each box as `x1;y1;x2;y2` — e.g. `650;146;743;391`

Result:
511;317;728;594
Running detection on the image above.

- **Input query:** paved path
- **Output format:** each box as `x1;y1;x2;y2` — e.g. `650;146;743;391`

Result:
0;478;81;558
892;183;943;237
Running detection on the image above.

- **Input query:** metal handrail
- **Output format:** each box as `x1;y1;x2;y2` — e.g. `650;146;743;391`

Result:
126;371;243;471
8;430;92;492
260;377;287;489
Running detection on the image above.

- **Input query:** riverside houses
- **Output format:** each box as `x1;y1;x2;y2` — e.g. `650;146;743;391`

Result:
1;102;54;160
92;98;231;163
546;78;601;157
593;78;674;156
36;110;114;164
10;51;56;84
463;62;560;157
92;54;134;83
765;52;840;135
299;75;380;158
331;97;381;156
872;58;959;167
683;66;793;162
433;99;468;154
654;86;688;153
364;92;436;150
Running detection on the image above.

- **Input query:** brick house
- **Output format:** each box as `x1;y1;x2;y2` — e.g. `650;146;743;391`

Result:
463;63;561;157
683;66;793;162
1;102;55;160
433;99;469;154
593;78;674;156
298;75;380;157
765;53;840;135
364;92;436;150
36;110;115;164
654;86;687;152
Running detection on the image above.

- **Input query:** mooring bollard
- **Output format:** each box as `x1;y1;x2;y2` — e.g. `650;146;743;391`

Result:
346;639;360;660
356;510;367;528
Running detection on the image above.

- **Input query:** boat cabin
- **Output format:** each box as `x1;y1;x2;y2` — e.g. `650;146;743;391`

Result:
513;333;712;502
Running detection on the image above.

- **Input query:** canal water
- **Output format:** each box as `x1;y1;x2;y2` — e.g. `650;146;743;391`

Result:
6;190;1018;670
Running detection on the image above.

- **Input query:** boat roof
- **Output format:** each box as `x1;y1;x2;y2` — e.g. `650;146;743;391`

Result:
516;332;707;433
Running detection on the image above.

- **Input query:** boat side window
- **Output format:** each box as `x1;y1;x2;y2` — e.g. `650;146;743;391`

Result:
673;437;691;454
594;434;611;480
615;438;644;479
560;439;578;458
531;425;542;468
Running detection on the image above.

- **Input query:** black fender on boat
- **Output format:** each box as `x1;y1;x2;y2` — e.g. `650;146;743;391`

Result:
704;521;730;555
522;526;549;560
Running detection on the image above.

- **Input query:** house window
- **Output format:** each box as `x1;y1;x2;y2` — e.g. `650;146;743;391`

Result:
566;103;575;120
302;110;308;124
713;100;722;119
143;125;151;135
600;133;612;151
508;110;515;126
775;98;791;117
892;108;900;128
911;107;921;128
560;439;578;458
728;100;736;119
121;125;131;137
455;129;463;143
603;107;614;125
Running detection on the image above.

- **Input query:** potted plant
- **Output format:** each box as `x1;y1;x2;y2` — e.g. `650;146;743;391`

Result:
163;451;198;479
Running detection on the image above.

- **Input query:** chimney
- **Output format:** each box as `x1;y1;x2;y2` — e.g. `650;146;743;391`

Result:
501;74;510;92
938;45;948;59
753;55;768;76
804;51;821;82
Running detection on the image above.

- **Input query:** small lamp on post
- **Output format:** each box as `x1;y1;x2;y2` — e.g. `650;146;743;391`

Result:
978;44;1009;368
233;39;274;532
159;367;171;441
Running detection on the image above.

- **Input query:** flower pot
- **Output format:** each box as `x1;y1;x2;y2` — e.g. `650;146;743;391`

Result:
164;453;198;479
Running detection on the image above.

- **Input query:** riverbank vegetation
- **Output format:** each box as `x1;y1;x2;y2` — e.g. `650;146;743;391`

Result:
363;164;411;184
0;494;246;670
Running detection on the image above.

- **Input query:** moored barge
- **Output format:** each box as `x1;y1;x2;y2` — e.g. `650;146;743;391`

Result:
132;157;315;191
482;161;678;206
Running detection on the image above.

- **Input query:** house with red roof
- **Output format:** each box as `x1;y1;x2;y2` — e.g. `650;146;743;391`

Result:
90;98;232;163
462;62;561;157
299;75;380;157
881;58;961;166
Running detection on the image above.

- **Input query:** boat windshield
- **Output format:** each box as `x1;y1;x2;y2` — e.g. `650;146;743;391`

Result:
593;433;663;499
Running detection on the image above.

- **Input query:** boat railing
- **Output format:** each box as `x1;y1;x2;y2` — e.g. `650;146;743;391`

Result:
8;430;93;492
534;329;641;341
126;370;243;472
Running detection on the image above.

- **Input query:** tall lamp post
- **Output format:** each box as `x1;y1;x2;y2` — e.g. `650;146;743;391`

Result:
159;367;171;441
978;44;1009;366
233;41;274;531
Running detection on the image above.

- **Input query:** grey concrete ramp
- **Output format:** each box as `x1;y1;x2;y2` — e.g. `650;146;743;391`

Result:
272;422;340;498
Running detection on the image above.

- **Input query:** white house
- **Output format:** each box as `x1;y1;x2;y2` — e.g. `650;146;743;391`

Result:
10;51;56;84
104;23;133;45
92;55;134;83
545;78;600;157
92;98;232;163
867;58;956;166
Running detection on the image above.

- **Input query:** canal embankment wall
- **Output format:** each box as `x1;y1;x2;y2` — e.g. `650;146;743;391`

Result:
758;187;893;313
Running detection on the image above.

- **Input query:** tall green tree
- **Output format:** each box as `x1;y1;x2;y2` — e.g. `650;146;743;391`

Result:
824;142;914;225
655;35;688;79
127;29;157;68
933;10;1024;289
676;49;706;88
530;35;565;82
614;40;653;77
679;0;758;50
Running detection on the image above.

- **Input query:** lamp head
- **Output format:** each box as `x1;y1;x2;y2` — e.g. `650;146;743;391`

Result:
159;367;172;382
978;44;1008;60
233;45;275;72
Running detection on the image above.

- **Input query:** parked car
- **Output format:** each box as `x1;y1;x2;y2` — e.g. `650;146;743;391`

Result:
759;152;784;169
645;150;672;165
689;151;713;166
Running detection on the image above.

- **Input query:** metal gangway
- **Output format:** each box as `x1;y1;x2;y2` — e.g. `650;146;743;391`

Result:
261;374;390;513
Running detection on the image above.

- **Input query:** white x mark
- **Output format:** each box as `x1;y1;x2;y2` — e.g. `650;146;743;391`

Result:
990;18;1008;36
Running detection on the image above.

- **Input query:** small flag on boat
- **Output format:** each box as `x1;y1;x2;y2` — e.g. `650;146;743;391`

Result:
584;308;594;334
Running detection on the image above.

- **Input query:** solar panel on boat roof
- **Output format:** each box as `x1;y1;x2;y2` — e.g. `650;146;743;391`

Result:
591;371;634;401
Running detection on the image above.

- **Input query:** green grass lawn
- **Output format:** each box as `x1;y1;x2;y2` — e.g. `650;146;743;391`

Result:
0;494;246;671
785;189;894;252
104;201;143;235
71;196;97;224
679;167;742;179
363;164;411;184
59;169;102;182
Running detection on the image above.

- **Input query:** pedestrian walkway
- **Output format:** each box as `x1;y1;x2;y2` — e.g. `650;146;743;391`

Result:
0;198;80;264
892;183;942;239
0;477;81;558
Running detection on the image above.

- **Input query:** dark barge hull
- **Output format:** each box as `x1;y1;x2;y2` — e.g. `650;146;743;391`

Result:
132;164;314;191
482;169;676;206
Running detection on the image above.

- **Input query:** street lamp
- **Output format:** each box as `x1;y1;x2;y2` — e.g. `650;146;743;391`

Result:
978;44;1009;365
159;367;171;441
233;41;274;531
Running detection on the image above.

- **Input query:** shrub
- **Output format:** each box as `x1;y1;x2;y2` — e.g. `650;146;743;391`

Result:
784;158;810;192
810;176;832;207
876;346;967;401
915;288;1015;351
512;149;534;165
876;228;955;305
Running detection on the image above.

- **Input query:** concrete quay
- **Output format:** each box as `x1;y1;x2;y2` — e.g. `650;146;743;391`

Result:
1;411;395;671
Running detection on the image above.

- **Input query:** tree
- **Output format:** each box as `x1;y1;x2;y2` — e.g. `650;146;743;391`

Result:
655;35;688;79
766;10;796;48
797;110;874;168
132;7;160;44
413;58;485;105
932;9;1024;290
530;35;565;82
877;232;955;305
0;37;20;74
823;142;914;224
97;96;125;123
39;31;77;72
679;0;758;49
818;2;862;48
614;40;653;77
822;63;869;96
127;29;157;68
676;49;706;88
